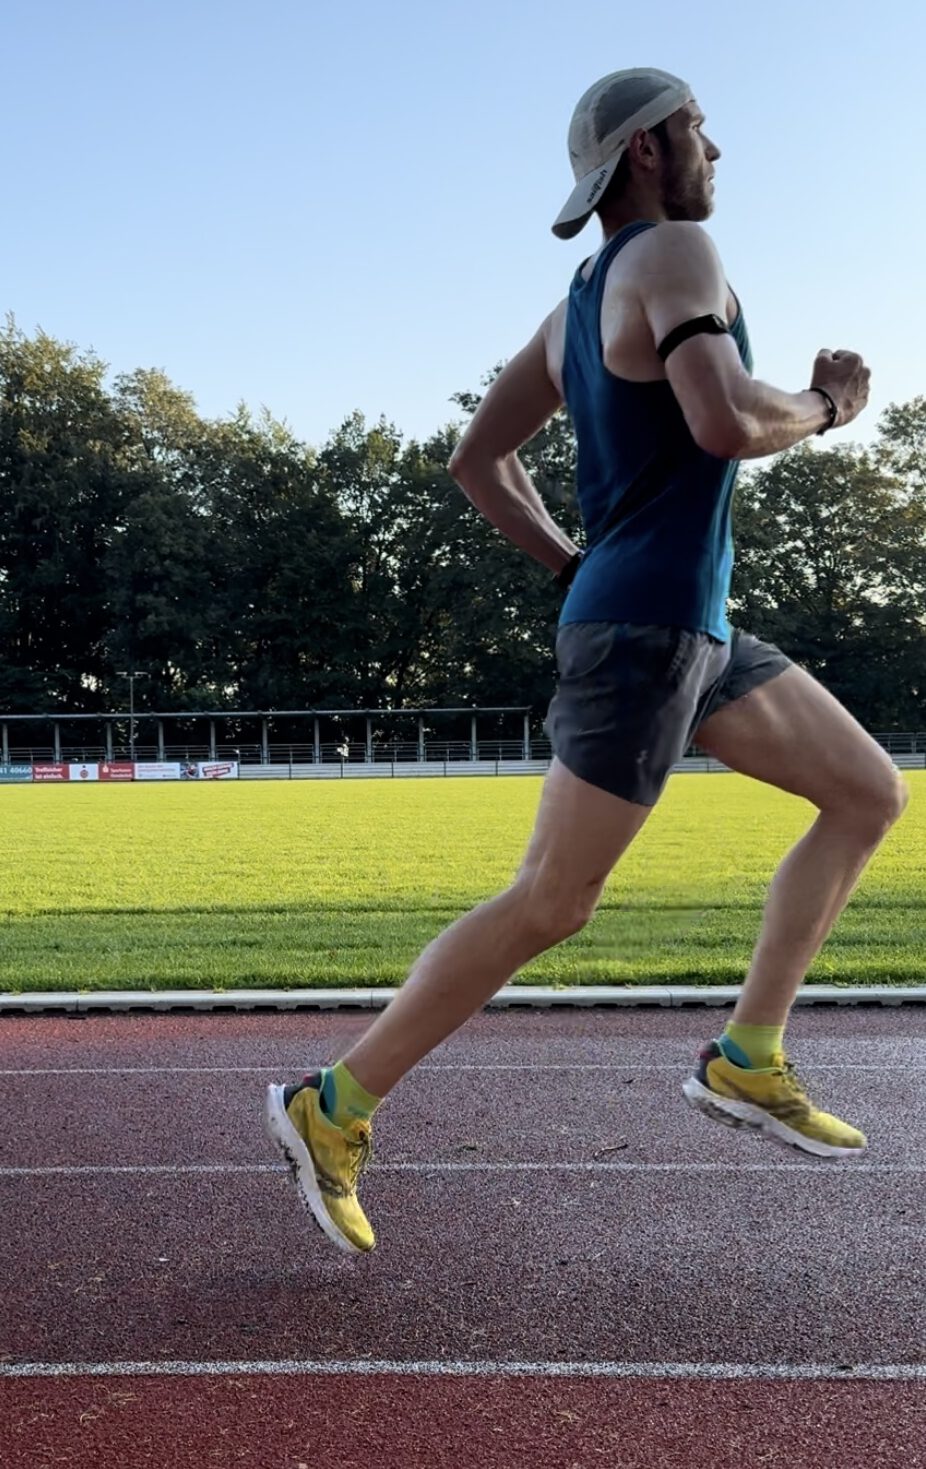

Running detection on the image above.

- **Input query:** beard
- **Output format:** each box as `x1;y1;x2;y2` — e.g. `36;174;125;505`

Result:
661;154;713;222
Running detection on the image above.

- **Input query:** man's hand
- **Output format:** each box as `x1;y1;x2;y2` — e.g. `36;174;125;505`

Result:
810;350;871;429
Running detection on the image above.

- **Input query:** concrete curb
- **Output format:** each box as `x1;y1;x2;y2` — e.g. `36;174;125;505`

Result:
1;984;925;1014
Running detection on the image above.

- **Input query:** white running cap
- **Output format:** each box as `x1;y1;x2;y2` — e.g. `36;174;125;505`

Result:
552;68;693;240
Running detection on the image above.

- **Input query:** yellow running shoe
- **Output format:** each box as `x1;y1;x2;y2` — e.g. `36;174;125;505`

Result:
682;1040;867;1159
264;1074;375;1254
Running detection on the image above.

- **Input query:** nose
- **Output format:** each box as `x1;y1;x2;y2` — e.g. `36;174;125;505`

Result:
706;135;721;162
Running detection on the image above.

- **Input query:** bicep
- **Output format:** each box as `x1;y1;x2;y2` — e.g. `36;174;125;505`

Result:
637;225;752;457
665;332;753;458
450;324;563;470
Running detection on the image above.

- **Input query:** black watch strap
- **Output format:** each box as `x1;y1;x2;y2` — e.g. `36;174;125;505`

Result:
810;386;839;435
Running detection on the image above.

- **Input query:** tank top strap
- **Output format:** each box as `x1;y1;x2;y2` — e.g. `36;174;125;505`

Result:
578;220;658;316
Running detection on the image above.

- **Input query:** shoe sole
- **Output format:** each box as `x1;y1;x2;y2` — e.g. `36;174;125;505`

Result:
681;1076;867;1160
263;1084;365;1255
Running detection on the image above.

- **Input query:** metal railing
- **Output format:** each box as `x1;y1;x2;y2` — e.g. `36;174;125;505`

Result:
873;732;926;754
6;731;924;764
7;738;555;765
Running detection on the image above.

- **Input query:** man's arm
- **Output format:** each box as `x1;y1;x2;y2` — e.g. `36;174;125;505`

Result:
637;223;870;459
448;322;579;578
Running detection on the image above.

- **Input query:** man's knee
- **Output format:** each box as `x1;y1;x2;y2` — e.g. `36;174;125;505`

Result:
863;768;908;833
832;766;908;838
886;772;911;824
508;874;601;946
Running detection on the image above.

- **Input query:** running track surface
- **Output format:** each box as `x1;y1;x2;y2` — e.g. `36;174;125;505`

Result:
1;1007;924;1468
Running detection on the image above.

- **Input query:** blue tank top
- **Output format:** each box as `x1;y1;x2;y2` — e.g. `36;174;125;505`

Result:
559;221;752;642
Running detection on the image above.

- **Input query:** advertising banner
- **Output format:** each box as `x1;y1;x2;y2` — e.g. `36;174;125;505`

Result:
68;763;99;782
99;762;135;782
0;763;33;783
33;763;68;782
194;761;239;780
134;761;182;781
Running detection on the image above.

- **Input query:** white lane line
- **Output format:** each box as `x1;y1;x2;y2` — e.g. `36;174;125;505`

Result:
0;1357;924;1382
0;1063;917;1076
0;1161;918;1178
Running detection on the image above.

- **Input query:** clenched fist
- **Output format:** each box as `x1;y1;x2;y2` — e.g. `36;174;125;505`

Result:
811;349;871;428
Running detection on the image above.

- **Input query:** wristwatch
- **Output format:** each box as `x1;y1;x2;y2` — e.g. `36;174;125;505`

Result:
810;386;838;435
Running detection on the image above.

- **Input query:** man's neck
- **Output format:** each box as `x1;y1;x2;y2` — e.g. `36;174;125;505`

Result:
600;191;667;240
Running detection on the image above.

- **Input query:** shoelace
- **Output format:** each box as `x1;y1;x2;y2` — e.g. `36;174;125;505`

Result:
776;1060;814;1118
781;1059;805;1088
346;1129;374;1190
316;1130;374;1201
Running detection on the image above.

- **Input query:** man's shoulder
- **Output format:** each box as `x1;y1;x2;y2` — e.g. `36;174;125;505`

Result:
612;222;726;306
623;220;721;268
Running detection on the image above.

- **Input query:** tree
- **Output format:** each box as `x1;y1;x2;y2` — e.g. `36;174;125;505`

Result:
0;317;124;709
105;367;217;707
731;443;926;727
2;312;924;733
876;396;926;501
196;406;360;708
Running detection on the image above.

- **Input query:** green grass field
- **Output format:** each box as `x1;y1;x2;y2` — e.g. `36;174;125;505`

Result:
1;772;923;992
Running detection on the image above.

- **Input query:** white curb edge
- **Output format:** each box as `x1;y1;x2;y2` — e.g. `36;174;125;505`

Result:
1;984;925;1014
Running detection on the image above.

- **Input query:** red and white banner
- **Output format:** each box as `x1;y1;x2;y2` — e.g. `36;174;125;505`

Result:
32;760;237;783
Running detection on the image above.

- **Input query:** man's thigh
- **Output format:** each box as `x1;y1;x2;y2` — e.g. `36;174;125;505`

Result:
515;756;652;914
695;659;899;808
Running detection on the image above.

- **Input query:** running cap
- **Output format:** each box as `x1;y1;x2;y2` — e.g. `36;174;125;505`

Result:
552;68;693;240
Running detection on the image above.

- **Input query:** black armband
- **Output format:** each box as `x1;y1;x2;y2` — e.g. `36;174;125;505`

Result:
657;313;729;362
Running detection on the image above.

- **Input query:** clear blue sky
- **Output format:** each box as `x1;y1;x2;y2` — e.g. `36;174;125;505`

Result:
3;0;923;450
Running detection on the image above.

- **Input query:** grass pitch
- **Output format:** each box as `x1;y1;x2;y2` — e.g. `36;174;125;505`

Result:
1;772;922;991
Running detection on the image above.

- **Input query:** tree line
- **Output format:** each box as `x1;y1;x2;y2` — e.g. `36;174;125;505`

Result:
1;315;924;731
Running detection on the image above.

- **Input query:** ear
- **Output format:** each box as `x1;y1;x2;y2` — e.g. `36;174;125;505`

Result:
628;126;663;173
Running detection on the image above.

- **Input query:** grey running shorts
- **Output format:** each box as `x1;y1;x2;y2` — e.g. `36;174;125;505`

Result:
544;622;792;806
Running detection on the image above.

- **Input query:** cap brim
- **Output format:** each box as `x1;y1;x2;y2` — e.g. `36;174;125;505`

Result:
551;155;623;240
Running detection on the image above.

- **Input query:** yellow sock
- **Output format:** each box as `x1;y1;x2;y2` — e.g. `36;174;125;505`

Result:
320;1061;381;1129
722;1021;786;1070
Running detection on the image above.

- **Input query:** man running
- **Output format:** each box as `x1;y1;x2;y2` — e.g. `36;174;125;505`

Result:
266;68;907;1254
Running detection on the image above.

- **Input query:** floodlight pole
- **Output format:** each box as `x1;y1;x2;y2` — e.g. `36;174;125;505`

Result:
117;671;149;761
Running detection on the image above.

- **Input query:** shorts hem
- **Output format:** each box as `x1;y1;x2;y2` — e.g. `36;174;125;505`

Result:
551;751;661;808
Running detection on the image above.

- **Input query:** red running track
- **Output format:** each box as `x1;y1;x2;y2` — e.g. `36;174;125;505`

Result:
3;1375;926;1469
1;1008;925;1468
